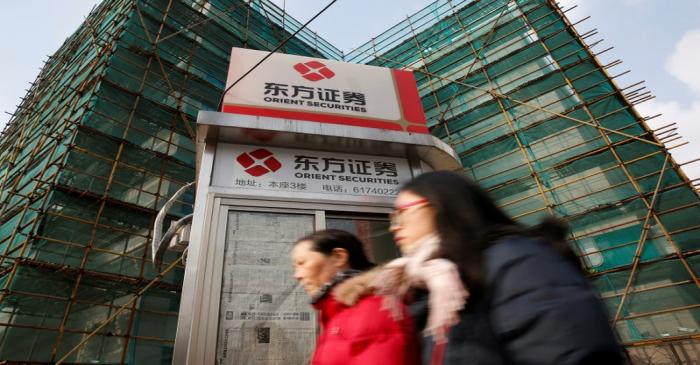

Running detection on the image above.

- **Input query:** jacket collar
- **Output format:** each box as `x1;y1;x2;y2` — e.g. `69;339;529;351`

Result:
310;270;363;325
312;293;348;325
310;269;362;304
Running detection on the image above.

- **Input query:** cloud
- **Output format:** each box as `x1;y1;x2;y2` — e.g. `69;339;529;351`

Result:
636;28;700;181
556;0;588;20
665;29;700;95
637;99;700;181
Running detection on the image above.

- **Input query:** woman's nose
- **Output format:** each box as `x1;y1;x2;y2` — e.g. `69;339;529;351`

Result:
293;269;303;281
389;224;400;234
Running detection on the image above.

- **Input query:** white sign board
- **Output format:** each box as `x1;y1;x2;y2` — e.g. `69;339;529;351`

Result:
212;144;413;198
222;47;429;133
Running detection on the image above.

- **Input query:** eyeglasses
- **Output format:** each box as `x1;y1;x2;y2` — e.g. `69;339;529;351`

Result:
389;198;429;227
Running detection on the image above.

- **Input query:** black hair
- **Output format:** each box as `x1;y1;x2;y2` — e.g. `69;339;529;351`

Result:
400;171;580;290
296;229;375;271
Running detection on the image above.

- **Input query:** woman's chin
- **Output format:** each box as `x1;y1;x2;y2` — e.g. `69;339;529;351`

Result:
398;241;418;255
305;287;320;297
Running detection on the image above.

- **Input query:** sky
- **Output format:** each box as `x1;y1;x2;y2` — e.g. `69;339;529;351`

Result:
1;0;698;180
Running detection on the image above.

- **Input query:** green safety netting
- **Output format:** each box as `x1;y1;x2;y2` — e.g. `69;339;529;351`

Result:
0;0;340;363
347;0;700;360
0;0;698;363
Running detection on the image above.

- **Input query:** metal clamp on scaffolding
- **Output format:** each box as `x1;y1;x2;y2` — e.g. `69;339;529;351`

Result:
151;182;195;269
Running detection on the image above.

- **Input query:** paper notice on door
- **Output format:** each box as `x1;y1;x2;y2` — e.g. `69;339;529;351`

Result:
217;211;316;365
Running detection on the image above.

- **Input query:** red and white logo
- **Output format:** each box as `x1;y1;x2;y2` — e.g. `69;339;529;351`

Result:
293;61;335;82
236;148;281;177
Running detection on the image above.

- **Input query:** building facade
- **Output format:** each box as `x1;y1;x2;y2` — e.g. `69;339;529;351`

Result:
0;0;339;363
0;0;697;364
346;1;700;363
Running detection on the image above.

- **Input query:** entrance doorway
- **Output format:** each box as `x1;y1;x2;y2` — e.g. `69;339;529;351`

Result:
210;202;398;364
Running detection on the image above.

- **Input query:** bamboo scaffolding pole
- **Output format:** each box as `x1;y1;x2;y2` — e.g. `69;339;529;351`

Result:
444;69;649;155
622;333;700;347
599;279;694;300
406;15;449;142
360;2;554;72
547;0;700;197
0;320;177;343
445;53;629;149
0;0;125;299
514;1;700;291
353;35;662;150
614;154;669;326
487;137;667;208
0;0;338;362
481;135;693;203
436;0;513;144
577;219;700;261
3;257;181;293
355;0;556;70
619;303;700;322
55;251;184;364
350;6;668;162
348;0;696;288
586;250;699;280
0;0;698;360
156;2;244;44
371;6;591;111
392;3;692;268
505;162;674;221
417;5;577;103
134;2;196;142
472;48;558;218
257;0;289;54
542;159;677;208
353;4;589;145
5;288;180;318
516;177;697;228
49;4;156;358
579;200;698;245
544;0;700;285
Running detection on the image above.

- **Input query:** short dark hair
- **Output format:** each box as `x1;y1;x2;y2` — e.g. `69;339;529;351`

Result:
296;229;375;271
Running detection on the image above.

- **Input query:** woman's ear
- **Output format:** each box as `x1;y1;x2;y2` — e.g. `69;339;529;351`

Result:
329;248;350;269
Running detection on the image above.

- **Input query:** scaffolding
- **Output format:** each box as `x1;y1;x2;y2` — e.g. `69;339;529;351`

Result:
1;0;699;363
0;0;340;363
346;0;700;363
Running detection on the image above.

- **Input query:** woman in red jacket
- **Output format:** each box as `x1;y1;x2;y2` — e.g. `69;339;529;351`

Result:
292;229;419;365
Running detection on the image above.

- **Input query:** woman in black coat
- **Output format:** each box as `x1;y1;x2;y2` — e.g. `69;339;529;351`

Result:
370;171;624;365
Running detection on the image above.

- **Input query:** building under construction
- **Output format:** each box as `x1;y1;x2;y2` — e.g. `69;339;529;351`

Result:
0;0;698;363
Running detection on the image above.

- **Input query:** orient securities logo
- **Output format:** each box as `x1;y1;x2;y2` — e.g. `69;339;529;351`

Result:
293;60;335;82
236;148;282;177
215;144;414;199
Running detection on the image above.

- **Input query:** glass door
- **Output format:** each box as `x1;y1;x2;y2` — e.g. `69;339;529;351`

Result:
216;210;317;365
326;213;399;264
210;204;397;365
